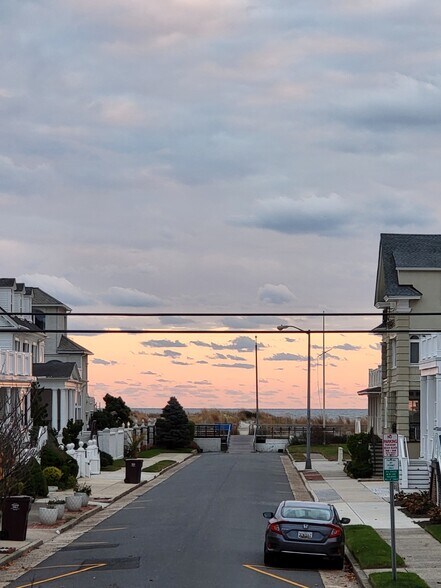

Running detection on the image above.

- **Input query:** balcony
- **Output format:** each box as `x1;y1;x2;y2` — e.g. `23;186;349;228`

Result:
420;334;441;363
368;365;382;388
0;350;34;383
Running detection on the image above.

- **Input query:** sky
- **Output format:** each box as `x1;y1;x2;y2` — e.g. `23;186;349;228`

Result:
2;1;441;411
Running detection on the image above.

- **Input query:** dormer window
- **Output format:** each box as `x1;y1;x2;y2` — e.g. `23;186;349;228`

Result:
34;310;46;331
410;335;420;364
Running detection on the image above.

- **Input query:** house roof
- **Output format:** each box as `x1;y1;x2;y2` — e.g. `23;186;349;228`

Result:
374;234;441;305
57;335;92;355
33;360;78;378
357;386;381;396
32;287;71;311
0;305;41;331
0;278;16;287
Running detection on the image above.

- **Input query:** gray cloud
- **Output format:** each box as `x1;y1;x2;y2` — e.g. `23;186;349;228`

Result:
212;362;254;369
141;340;187;348
92;358;117;366
104;286;163;307
265;353;308;362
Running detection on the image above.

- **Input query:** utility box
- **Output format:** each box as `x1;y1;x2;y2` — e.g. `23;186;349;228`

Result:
1;496;32;541
124;459;143;484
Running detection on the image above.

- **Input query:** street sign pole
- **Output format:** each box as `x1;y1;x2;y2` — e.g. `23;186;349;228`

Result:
383;433;399;582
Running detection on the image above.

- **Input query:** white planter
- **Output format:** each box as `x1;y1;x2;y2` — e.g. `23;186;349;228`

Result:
75;492;89;507
55;503;65;519
65;495;83;512
39;507;58;525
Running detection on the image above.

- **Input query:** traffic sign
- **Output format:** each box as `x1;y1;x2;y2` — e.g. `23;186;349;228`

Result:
383;457;399;482
383;433;399;457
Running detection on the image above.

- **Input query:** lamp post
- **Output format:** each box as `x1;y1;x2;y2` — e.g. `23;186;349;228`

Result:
277;324;312;470
316;346;336;444
254;335;259;451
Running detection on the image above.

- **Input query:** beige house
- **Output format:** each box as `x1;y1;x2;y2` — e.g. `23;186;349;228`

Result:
373;234;441;442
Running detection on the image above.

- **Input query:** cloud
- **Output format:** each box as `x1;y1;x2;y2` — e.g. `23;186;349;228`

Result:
212;362;254;369
233;194;353;236
19;274;93;306
265;353;308;362
258;283;296;305
92;358;118;366
153;350;182;359
104;286;162;307
333;343;361;351
191;336;256;352
141;339;187;348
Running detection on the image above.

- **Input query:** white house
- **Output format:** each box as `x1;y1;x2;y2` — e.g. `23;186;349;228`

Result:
0;279;45;425
0;278;95;432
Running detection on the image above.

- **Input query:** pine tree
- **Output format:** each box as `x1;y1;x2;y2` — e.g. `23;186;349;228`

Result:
155;397;193;449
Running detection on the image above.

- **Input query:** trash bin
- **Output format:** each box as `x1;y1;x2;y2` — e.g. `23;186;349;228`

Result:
1;496;32;541
124;459;143;484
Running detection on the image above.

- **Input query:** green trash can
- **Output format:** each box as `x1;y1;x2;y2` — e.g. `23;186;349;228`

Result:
1;496;32;541
124;459;143;484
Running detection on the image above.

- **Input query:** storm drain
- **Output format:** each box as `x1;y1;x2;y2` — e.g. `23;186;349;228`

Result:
82;557;140;570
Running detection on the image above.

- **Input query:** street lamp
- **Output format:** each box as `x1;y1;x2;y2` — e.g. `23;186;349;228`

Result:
277;324;312;470
316;346;336;444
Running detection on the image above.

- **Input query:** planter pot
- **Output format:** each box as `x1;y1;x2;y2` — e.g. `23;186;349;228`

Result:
75;492;89;507
65;495;83;512
39;507;58;526
47;486;58;493
55;503;65;519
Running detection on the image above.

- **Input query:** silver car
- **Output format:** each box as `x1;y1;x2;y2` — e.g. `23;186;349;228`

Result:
263;500;350;569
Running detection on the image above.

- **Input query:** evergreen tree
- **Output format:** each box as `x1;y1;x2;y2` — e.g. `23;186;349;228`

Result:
155;396;193;449
91;393;133;430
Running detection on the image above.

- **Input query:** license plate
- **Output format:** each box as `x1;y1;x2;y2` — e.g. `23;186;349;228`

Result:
298;531;313;540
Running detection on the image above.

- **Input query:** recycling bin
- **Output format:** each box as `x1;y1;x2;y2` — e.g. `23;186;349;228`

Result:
124;459;143;484
1;496;32;541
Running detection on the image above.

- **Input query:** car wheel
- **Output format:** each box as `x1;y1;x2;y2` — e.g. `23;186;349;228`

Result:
331;556;344;570
264;547;277;567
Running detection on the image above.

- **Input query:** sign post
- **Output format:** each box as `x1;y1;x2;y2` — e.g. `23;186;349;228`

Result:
383;434;399;582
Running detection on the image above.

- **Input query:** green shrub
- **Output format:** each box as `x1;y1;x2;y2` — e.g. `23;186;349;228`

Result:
99;450;114;467
42;466;63;486
21;458;48;498
344;432;373;478
40;440;79;489
155;397;193;449
62;419;83;448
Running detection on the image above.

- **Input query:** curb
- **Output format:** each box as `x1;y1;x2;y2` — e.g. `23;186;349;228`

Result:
0;539;43;567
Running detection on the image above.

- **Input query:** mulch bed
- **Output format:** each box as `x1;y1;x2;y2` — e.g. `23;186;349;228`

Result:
29;505;95;529
302;471;324;481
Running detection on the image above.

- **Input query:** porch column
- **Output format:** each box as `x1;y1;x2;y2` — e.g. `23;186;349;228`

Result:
420;376;428;459
60;389;68;430
427;376;436;460
51;389;58;430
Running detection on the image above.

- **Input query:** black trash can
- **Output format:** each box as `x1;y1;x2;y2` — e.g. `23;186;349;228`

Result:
1;496;32;541
124;459;143;484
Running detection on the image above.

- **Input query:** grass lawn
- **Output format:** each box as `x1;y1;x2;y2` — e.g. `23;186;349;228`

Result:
369;572;428;588
288;443;348;461
345;525;405;569
142;460;176;473
138;448;193;458
422;523;441;542
101;458;125;472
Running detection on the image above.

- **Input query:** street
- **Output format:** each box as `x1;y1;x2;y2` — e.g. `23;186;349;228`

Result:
7;453;327;588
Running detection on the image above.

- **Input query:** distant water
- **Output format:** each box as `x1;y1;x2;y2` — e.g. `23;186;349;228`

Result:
135;408;367;420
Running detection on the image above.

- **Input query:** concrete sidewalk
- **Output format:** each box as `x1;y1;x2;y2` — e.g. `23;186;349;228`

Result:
0;452;194;568
293;454;441;588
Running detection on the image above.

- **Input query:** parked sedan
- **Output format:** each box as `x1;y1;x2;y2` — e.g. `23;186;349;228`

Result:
263;500;350;569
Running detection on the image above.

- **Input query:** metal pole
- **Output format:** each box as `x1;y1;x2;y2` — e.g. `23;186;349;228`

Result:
322;311;326;445
390;481;397;581
305;330;312;469
255;335;259;432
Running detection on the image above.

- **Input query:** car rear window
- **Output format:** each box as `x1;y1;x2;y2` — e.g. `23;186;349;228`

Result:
281;507;332;521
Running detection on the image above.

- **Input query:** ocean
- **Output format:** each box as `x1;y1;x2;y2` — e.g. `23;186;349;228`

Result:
135;408;367;420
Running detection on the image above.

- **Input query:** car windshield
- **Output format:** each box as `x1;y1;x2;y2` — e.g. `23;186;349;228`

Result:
281;506;332;521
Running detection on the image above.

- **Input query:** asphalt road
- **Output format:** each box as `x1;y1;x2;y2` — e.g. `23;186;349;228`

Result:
7;453;326;588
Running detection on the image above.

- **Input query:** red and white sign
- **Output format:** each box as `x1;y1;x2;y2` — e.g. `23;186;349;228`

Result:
383;433;399;457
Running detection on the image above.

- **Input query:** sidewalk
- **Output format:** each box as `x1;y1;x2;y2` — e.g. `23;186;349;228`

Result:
293;454;441;588
0;452;194;568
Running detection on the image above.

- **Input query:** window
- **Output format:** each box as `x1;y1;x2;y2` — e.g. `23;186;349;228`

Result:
32;344;38;363
23;342;29;353
14;339;21;352
410;336;420;364
390;337;397;368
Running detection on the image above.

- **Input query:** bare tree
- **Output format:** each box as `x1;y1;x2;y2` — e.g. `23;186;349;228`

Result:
0;387;45;511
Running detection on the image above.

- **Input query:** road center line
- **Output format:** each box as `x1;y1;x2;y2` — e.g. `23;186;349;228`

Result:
243;564;310;588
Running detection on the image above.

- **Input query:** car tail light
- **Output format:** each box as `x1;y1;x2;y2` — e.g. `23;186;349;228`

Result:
328;525;342;538
268;522;283;535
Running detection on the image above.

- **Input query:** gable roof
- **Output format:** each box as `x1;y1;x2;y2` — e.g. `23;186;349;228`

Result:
0;278;16;288
374;234;441;305
0;305;41;331
32;287;71;311
57;335;92;355
33;360;79;379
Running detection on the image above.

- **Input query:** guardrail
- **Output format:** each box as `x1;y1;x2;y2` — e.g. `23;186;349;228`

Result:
194;424;232;438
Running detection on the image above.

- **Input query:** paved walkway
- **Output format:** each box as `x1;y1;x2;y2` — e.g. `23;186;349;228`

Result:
293;455;441;588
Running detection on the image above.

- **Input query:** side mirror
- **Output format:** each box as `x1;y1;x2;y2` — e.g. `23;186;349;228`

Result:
263;512;274;519
341;517;351;525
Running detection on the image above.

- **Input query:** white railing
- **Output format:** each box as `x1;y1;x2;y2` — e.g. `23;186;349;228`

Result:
0;350;33;377
368;366;382;388
432;429;441;464
398;434;409;489
64;439;101;477
420;334;441;362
